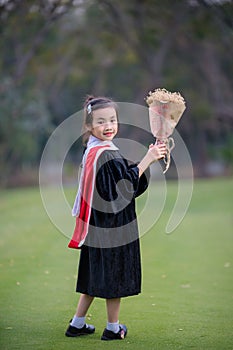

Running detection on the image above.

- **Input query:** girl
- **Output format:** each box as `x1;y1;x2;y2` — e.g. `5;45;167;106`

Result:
65;96;167;341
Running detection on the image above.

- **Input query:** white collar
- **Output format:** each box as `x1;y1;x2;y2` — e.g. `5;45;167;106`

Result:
87;135;116;150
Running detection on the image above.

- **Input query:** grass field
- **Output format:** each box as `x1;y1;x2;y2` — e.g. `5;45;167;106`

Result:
0;178;232;350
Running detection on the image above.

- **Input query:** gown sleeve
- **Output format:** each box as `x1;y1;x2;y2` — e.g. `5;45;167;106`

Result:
128;163;150;198
95;150;150;204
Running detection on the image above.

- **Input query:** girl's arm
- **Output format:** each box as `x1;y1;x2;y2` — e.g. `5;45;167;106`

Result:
137;143;167;177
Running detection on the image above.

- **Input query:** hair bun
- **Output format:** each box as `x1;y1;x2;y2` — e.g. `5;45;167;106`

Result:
84;95;95;106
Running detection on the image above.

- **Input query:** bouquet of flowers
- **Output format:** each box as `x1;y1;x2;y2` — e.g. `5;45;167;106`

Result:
146;88;186;173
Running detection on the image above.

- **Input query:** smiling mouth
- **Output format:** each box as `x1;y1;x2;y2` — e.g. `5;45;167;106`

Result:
103;132;113;137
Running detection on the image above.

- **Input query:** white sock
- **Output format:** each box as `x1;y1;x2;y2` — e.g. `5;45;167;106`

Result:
107;321;120;333
70;315;85;329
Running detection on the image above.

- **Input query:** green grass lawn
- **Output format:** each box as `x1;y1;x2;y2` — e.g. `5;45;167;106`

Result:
0;178;232;350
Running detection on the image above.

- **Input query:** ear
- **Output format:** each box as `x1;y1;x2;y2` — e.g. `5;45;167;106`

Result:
85;123;92;131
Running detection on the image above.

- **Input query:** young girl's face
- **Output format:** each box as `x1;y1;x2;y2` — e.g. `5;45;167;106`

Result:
89;107;118;141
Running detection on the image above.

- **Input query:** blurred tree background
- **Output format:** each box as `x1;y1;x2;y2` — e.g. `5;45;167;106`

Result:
0;0;232;187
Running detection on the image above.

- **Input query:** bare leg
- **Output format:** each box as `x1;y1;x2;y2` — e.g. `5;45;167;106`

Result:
66;294;95;336
75;294;94;317
106;298;121;323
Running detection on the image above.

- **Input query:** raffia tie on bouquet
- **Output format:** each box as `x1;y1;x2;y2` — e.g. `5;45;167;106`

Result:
146;88;186;173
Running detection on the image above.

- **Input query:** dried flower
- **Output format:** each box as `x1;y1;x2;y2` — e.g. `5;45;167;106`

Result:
145;87;186;174
146;88;186;107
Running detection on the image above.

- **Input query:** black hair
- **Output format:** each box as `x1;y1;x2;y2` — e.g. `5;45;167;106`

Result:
82;95;119;145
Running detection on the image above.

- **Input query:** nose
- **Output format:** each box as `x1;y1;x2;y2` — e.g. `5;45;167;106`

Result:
104;122;112;130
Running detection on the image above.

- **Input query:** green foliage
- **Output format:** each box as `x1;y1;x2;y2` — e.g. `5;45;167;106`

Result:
221;134;233;166
0;0;232;185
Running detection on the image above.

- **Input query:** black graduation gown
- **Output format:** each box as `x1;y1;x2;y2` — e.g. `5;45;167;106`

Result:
76;149;150;299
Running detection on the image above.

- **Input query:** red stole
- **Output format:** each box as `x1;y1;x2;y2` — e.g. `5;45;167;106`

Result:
68;145;112;249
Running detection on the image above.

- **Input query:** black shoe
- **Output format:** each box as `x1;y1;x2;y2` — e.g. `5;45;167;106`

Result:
65;323;95;337
101;324;127;341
